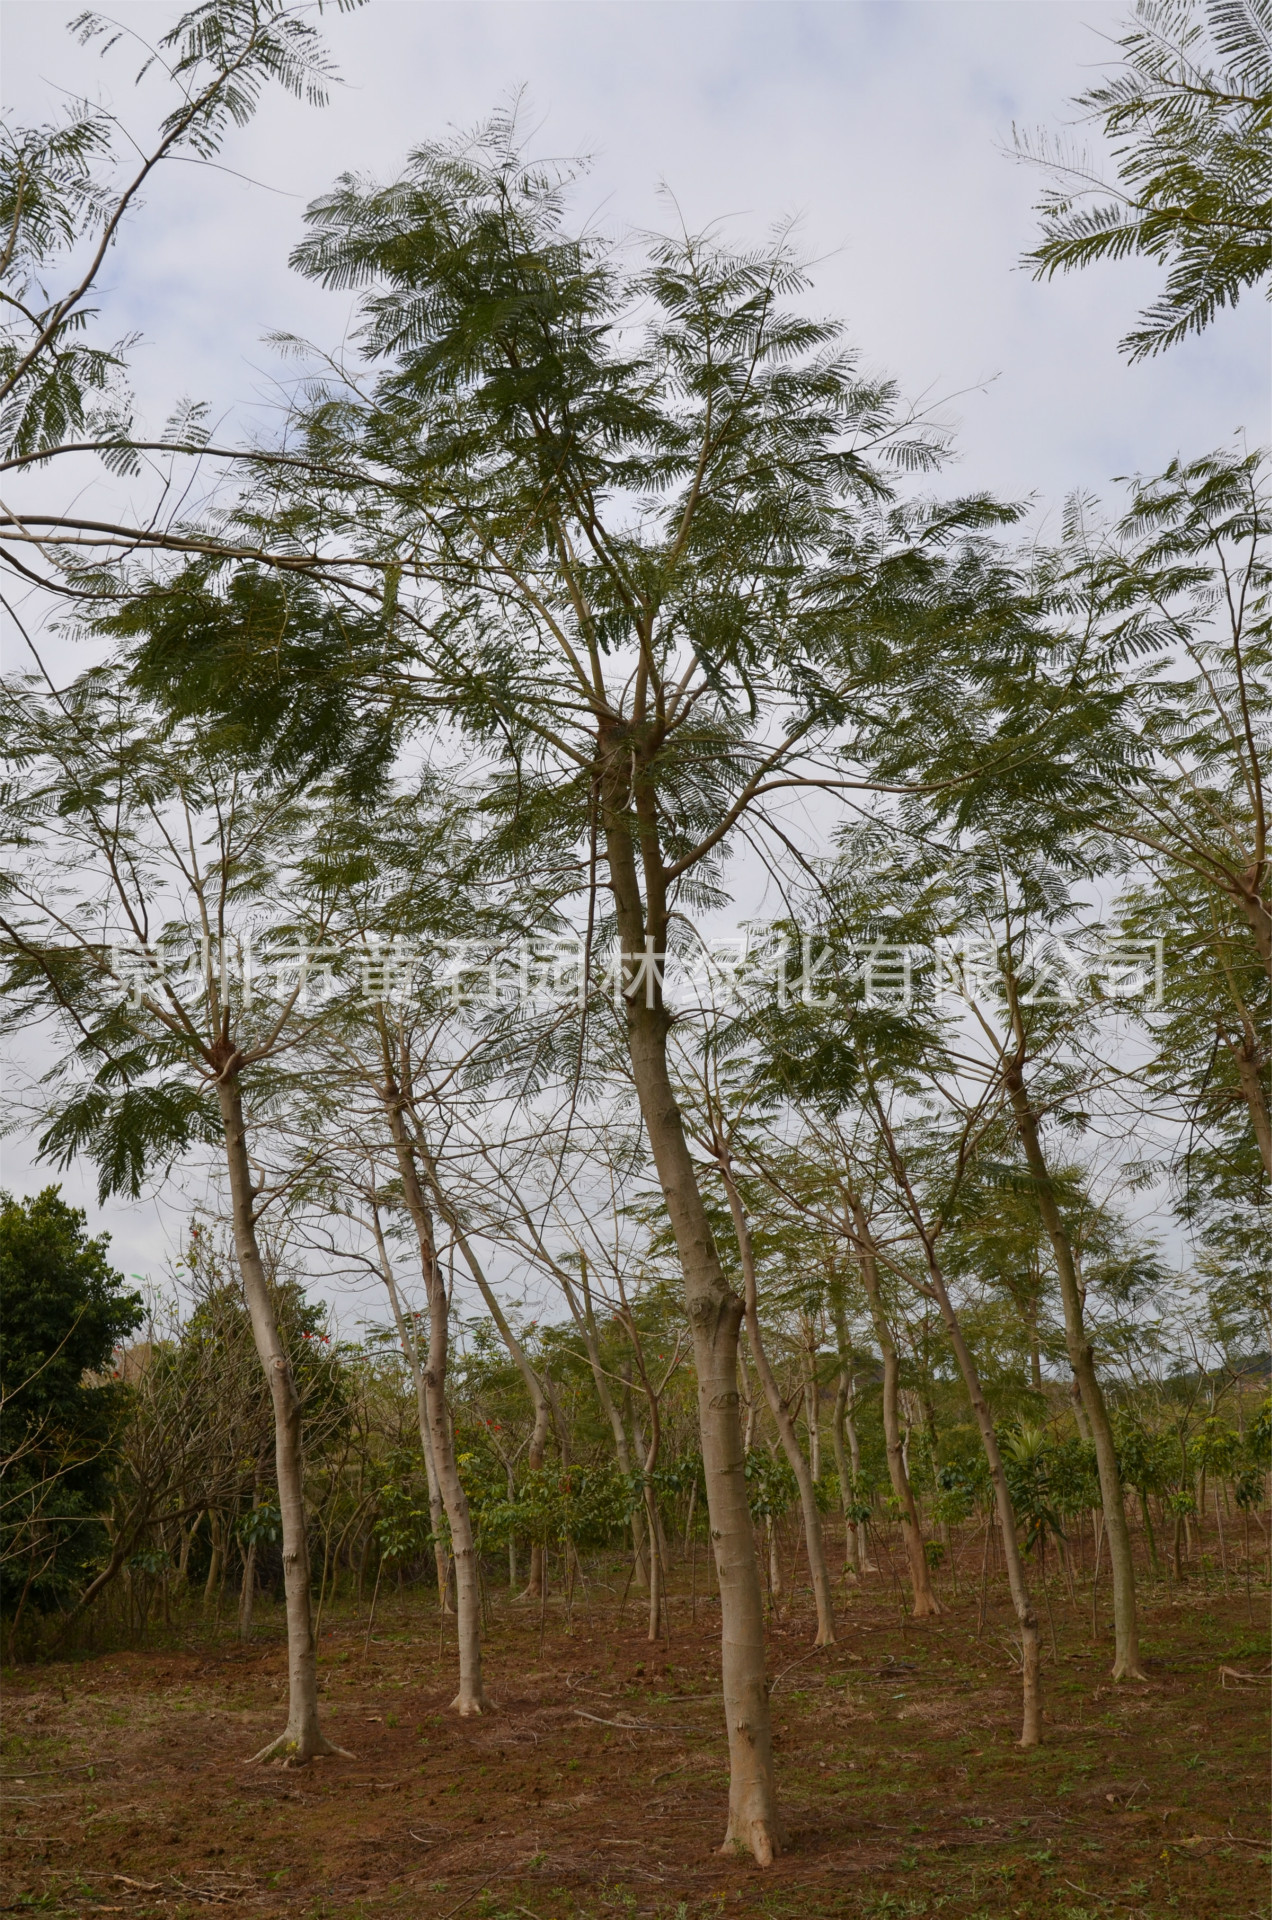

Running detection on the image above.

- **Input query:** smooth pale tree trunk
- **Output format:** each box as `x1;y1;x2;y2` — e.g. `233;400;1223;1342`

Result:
369;1204;453;1613
1004;1064;1145;1682
604;784;782;1866
849;1204;940;1618
381;1104;488;1714
216;1074;345;1766
721;1166;836;1645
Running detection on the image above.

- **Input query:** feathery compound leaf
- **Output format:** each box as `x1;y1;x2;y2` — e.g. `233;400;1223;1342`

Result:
1019;0;1272;357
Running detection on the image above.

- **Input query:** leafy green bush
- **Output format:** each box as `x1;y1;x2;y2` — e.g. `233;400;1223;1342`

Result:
0;1188;142;1618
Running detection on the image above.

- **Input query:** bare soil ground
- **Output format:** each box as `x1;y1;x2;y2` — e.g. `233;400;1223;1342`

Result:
2;1580;1267;1920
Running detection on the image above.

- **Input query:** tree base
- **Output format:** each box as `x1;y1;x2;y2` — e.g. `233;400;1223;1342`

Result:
720;1818;785;1867
450;1690;493;1716
248;1728;354;1767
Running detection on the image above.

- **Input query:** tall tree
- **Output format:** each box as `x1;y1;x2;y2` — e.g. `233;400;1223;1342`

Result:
111;115;1027;1858
0;665;348;1763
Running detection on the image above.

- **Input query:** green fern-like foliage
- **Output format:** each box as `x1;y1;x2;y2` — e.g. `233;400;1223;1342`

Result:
1021;0;1272;357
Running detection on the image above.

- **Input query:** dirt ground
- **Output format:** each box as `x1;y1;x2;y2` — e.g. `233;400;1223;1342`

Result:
2;1578;1268;1920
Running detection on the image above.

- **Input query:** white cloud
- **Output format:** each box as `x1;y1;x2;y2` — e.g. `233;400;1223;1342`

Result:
2;0;1264;1284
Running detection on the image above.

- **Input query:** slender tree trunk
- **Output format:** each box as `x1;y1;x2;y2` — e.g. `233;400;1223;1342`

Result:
646;1478;665;1641
413;1141;555;1603
1139;1489;1159;1575
921;1258;1042;1747
238;1468;262;1642
238;1535;258;1641
845;1377;874;1572
203;1512;223;1610
369;1202;453;1612
562;1258;649;1590
216;1074;342;1767
618;1303;670;1644
523;1394;551;1602
831;1300;875;1573
802;1329;822;1481
1026;1299;1043;1395
721;1166;836;1645
767;1516;784;1608
604;777;782;1865
1005;1065;1144;1681
1214;1483;1230;1591
830;1368;859;1578
850;1205;939;1618
379;1107;489;1714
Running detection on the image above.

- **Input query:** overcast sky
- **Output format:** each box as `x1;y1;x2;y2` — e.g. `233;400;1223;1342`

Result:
2;0;1266;1306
